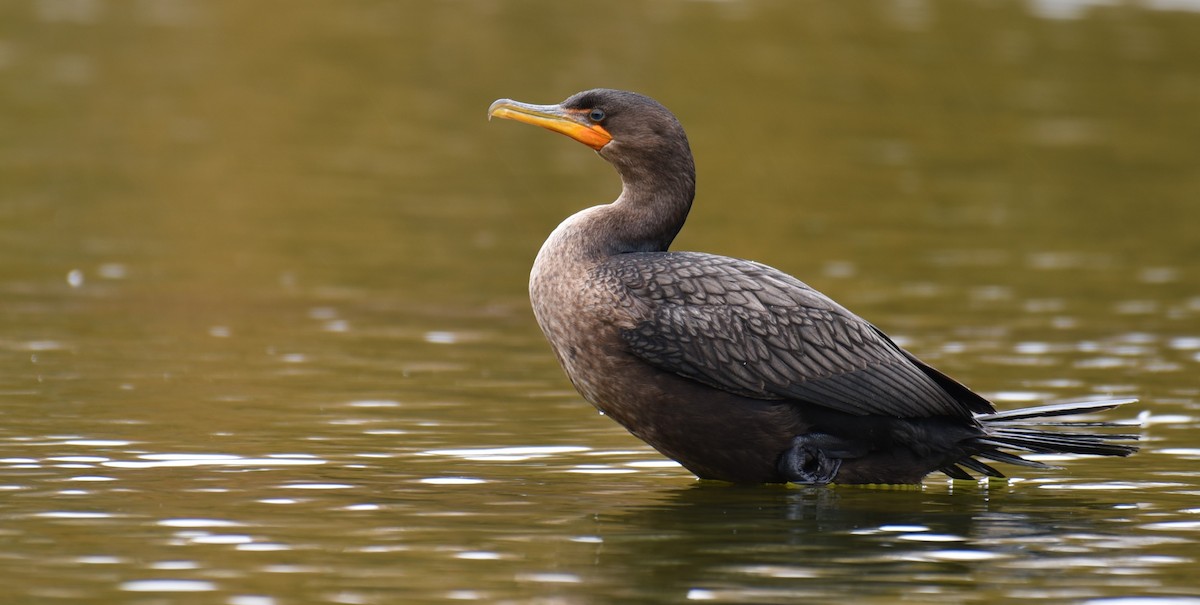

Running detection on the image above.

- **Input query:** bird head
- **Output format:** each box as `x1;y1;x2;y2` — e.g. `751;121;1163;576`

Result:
488;89;693;179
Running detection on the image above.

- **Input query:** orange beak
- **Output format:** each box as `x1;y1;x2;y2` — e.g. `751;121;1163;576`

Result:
488;98;613;150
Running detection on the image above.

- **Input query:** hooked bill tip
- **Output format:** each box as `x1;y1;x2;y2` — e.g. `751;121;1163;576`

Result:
487;98;513;121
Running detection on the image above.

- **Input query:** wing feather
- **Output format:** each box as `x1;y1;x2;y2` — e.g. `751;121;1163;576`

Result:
603;251;992;419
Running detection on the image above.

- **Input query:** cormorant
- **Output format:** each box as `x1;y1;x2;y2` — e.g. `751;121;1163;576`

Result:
488;88;1136;484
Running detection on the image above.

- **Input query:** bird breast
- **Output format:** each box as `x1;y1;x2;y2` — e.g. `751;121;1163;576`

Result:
529;206;640;405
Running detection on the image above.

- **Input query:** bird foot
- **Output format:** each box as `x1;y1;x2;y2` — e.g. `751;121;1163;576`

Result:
777;434;844;485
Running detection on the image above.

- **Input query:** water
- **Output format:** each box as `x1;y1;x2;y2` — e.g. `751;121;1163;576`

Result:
3;0;1200;603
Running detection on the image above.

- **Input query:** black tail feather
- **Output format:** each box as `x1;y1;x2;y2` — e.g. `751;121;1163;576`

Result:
974;447;1054;469
957;456;1004;478
940;464;974;480
989;427;1142;440
978;399;1137;422
944;398;1139;481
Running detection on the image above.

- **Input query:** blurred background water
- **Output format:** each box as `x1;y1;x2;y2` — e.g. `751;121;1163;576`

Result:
2;0;1200;603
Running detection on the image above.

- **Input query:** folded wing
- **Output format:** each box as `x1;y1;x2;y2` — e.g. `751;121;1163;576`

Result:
603;252;994;419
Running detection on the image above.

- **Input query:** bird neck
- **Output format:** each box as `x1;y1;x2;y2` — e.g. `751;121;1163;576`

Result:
604;152;696;254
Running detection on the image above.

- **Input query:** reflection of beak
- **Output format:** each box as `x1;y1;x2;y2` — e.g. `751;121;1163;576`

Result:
488;99;613;150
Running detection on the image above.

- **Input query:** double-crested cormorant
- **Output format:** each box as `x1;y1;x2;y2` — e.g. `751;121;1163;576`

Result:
488;89;1137;485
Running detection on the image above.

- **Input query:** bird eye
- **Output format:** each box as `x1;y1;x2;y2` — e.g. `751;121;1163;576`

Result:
588;108;606;122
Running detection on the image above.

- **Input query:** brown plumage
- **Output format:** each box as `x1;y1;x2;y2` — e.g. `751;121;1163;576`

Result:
488;88;1137;484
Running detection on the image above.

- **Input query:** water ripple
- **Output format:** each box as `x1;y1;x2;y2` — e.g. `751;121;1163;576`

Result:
119;579;217;592
102;453;327;469
421;445;591;462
